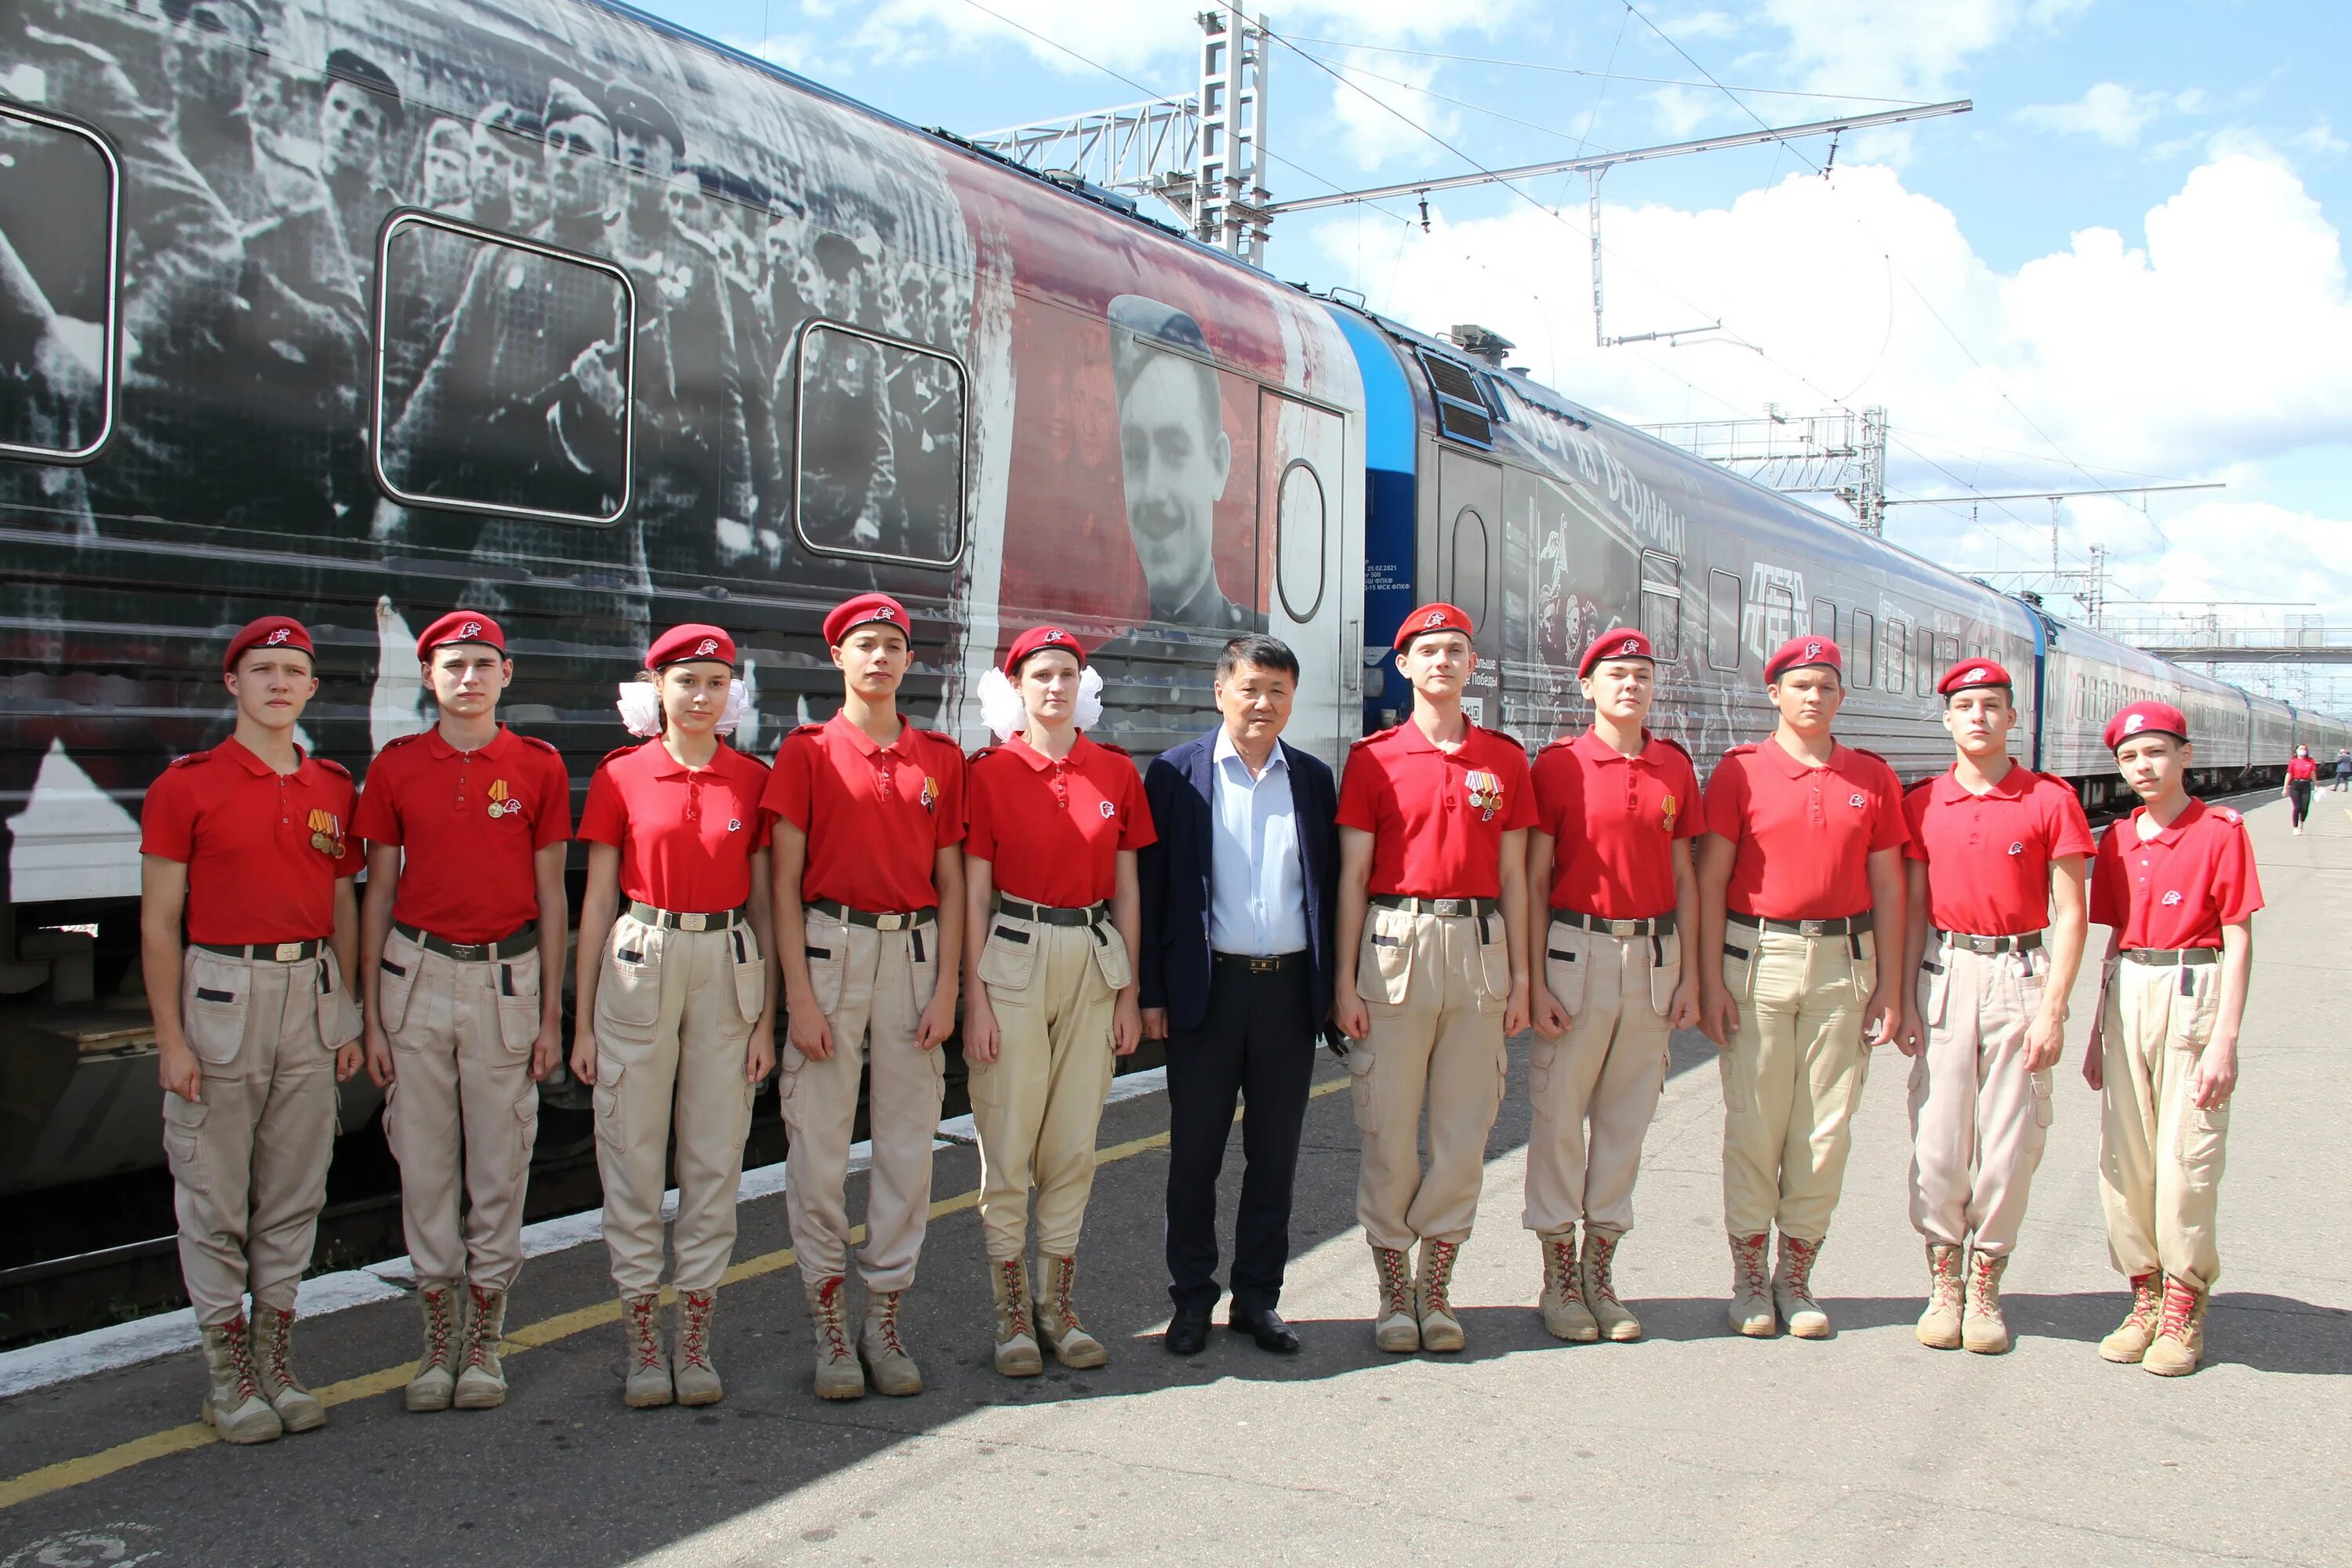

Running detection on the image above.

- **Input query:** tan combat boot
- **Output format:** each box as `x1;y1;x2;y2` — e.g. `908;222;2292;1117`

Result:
1415;1238;1465;1353
405;1283;461;1411
249;1304;325;1433
1727;1233;1776;1338
454;1283;510;1409
860;1289;924;1398
621;1291;673;1408
1580;1228;1642;1342
1034;1254;1108;1370
989;1258;1044;1377
1773;1233;1831;1340
1962;1252;2012;1355
2142;1277;2207;1377
1538;1233;1599;1342
199;1316;281;1445
673;1288;724;1405
1372;1247;1419;1353
1915;1244;1964;1350
806;1276;866;1401
2098;1272;2162;1364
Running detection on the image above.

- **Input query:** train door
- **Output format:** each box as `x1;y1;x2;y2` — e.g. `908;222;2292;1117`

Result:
1433;447;1504;727
1260;389;1352;764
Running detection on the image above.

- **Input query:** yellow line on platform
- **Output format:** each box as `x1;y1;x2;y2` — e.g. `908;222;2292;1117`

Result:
0;1078;1346;1513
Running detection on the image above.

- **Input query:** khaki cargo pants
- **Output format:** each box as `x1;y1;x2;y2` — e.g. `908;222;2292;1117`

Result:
1348;904;1512;1252
377;929;543;1292
781;910;948;1291
968;910;1128;1262
1719;924;1876;1241
1908;938;2054;1258
2098;953;2229;1293
1523;920;1677;1239
163;946;362;1327
591;914;765;1295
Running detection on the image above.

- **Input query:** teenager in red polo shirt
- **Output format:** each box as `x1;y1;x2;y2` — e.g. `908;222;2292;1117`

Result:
1331;603;1535;1356
1698;635;1906;1340
571;624;775;1410
139;616;365;1446
1895;659;2093;1355
1523;628;1700;1345
764;593;966;1402
2284;745;2318;833
2082;700;2261;1376
961;626;1152;1377
354;611;571;1411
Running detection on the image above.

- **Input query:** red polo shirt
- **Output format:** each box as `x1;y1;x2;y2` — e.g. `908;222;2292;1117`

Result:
2089;798;2263;949
1902;764;2094;938
578;739;771;914
762;713;967;913
965;733;1153;908
355;725;572;943
140;737;362;945
2288;757;2318;782
1702;739;1907;921
1532;728;1700;920
1336;720;1537;899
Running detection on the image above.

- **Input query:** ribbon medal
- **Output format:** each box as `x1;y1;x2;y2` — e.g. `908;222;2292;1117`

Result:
1465;768;1502;822
1661;792;1678;834
920;775;939;813
307;806;344;858
487;779;513;819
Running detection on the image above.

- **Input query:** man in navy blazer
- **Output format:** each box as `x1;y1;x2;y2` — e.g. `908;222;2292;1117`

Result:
1141;634;1341;1356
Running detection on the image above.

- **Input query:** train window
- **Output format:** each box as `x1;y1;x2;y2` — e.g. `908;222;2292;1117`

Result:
1274;459;1327;622
795;321;967;567
373;214;636;524
1449;506;1490;630
1639;551;1680;661
1884;619;1907;692
1813;599;1836;642
0;103;120;464
1940;635;1961;669
1850;611;1876;688
1763;583;1796;647
1708;571;1742;672
1916;628;1936;695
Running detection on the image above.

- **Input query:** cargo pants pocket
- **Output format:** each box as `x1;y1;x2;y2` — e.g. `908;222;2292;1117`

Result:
1917;953;1951;1031
1647;930;1681;1017
376;931;423;1035
317;950;362;1050
1544;921;1588;1015
1358;908;1414;1014
1090;923;1134;993
2170;964;2220;1051
729;925;768;1025
496;951;543;1056
977;915;1037;996
162;1094;210;1194
597;924;663;1045
592;1059;628;1156
1346;1044;1378;1134
908;922;942;1017
803;913;847;1016
181;954;249;1068
2030;1067;2054;1129
1474;914;1511;1014
1528;1038;1558;1104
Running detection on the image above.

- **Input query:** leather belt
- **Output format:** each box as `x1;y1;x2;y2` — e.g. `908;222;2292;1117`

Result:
993;895;1109;927
808;898;936;933
395;920;538;962
1370;895;1498;918
626;900;743;931
1552;909;1670;938
1935;928;2042;955
2122;947;2219;967
1730;912;1874;938
1213;951;1308;974
196;939;324;963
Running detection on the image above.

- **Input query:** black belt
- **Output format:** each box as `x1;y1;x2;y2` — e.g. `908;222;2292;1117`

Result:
2122;948;2218;967
1730;912;1874;938
808;898;936;932
1552;909;1671;938
1935;929;2042;955
626;900;743;931
1370;895;1497;918
993;895;1108;927
195;939;324;963
1213;950;1308;974
394;920;538;962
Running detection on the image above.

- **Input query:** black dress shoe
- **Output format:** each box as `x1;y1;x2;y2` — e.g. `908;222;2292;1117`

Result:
1164;1304;1213;1356
1227;1306;1301;1354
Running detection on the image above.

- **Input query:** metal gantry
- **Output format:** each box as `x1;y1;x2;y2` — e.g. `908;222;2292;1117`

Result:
1641;406;1890;532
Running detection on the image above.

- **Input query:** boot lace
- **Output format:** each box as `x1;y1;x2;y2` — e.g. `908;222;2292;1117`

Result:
815;1277;854;1362
870;1291;907;1359
1544;1237;1577;1296
1584;1233;1622;1307
223;1313;264;1403
423;1288;458;1370
997;1260;1034;1339
2124;1272;2162;1332
1421;1239;1459;1316
462;1286;499;1372
1048;1256;1087;1334
1967;1255;2003;1317
1929;1248;1965;1317
2156;1278;2198;1341
1377;1248;1414;1318
1779;1236;1820;1301
677;1290;715;1370
259;1306;299;1389
1733;1236;1773;1300
625;1294;666;1374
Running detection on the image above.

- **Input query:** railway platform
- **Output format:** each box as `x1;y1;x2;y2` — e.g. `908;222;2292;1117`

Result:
0;793;2344;1567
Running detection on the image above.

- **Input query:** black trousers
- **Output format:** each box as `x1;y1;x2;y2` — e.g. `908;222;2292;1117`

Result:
1165;960;1317;1313
2288;781;2312;827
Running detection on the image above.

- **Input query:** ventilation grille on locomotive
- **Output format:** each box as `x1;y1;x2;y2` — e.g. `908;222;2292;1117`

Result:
1416;347;1497;450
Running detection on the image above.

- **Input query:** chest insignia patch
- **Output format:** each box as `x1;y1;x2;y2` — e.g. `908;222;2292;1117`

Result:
1848;792;1867;808
1098;799;1116;818
2008;840;2025;855
2161;890;2184;906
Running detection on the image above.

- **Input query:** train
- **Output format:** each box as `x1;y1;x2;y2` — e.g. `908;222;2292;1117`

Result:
1;0;2344;1200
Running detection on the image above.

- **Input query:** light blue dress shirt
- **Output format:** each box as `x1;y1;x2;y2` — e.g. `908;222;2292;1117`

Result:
1209;727;1308;956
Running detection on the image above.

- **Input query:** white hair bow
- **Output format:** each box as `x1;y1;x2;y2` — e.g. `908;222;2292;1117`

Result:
615;678;751;739
977;665;1105;742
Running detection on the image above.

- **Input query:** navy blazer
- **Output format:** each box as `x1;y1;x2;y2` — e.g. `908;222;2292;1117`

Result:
1139;729;1341;1040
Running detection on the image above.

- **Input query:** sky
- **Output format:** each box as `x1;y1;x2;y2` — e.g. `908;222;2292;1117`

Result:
630;0;2352;710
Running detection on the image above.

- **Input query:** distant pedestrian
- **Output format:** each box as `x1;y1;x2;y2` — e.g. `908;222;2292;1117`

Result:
2335;747;2351;792
2284;746;2317;833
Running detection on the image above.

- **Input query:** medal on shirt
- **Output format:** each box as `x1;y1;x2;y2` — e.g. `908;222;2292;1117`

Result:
1465;769;1502;822
487;779;514;818
1660;792;1678;834
920;775;938;814
307;806;344;858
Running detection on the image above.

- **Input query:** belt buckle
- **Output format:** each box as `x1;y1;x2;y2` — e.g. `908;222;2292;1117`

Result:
274;942;303;962
877;913;905;932
680;913;707;932
1433;898;1465;917
1798;920;1827;938
449;942;485;961
1249;957;1279;975
1608;919;1637;938
1969;935;1998;955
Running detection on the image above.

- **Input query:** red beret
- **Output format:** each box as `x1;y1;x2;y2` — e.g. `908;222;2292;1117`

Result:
1394;602;1475;652
645;623;735;670
2106;700;2189;752
1580;627;1655;679
1004;625;1083;674
416;610;506;661
1936;657;2011;697
223;615;313;672
823;593;911;648
1764;635;1842;684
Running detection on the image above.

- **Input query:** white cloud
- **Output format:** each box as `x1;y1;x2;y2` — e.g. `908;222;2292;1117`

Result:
1756;0;2092;97
2016;82;2166;147
1326;49;1461;172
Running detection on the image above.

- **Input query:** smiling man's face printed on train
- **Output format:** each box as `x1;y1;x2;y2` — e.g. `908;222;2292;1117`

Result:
1109;295;1252;630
